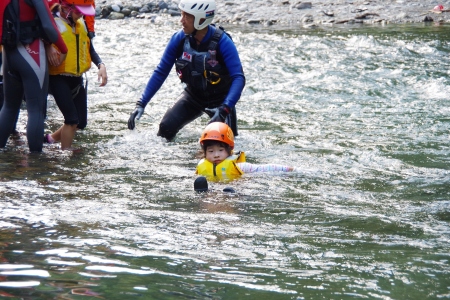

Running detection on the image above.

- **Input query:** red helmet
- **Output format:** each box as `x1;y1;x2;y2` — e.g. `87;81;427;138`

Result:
199;122;234;149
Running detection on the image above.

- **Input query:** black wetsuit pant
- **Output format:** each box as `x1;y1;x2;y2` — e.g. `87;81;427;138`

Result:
0;76;20;134
0;41;49;152
157;89;237;141
49;75;87;130
0;75;3;109
0;54;3;108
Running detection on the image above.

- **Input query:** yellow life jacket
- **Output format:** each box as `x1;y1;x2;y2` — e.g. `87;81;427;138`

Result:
49;17;91;76
196;152;246;182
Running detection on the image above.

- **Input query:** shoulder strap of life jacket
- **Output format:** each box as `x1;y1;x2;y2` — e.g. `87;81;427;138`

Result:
208;25;223;51
208;24;234;52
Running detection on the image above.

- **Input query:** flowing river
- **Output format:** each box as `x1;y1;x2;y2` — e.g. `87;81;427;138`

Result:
0;17;449;299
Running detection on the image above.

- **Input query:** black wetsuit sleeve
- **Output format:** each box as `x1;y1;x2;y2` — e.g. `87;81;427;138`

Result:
89;39;102;67
83;18;102;67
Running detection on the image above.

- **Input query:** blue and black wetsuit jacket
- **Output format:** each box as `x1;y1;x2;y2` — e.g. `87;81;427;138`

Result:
139;25;245;109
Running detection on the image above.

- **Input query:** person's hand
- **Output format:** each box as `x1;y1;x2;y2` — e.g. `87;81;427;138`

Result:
97;64;107;87
205;105;230;124
58;52;67;66
128;101;145;130
45;44;65;67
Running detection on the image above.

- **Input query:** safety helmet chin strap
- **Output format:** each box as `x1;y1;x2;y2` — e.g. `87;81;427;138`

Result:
61;5;76;26
67;13;75;26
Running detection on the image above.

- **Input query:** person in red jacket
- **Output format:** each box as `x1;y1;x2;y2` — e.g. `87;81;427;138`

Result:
0;0;68;152
84;1;95;39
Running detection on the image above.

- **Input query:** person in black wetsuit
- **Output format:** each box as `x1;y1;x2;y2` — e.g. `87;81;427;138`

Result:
0;46;3;110
0;0;68;152
127;0;245;141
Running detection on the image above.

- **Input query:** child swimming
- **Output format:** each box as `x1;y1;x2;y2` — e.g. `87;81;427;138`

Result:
196;122;295;182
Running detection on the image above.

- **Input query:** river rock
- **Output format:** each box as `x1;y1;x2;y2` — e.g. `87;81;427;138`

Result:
168;9;181;17
139;5;151;13
108;11;125;19
293;2;313;10
247;19;262;24
157;1;169;10
100;6;112;18
111;4;121;12
121;8;132;16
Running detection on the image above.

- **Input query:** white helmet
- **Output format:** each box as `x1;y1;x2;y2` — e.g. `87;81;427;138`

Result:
178;0;216;30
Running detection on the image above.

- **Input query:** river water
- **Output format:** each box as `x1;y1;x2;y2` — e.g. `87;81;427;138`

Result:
0;17;449;300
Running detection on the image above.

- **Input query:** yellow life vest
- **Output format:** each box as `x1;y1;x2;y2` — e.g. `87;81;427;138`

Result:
49;17;91;76
196;152;246;182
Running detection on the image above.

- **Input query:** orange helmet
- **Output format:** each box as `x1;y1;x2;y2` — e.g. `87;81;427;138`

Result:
199;122;234;149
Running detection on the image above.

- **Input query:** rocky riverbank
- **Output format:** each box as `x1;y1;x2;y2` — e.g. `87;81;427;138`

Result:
95;0;450;27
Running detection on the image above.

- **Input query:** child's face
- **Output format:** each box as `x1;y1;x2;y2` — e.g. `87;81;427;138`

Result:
205;144;229;165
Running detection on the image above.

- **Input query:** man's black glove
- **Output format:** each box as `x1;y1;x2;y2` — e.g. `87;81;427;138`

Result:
88;32;96;39
205;105;230;124
128;101;145;130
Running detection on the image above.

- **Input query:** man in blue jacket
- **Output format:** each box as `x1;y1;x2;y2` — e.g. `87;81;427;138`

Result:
127;0;245;141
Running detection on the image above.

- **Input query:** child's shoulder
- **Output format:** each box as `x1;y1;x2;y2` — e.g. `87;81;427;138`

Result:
229;151;246;163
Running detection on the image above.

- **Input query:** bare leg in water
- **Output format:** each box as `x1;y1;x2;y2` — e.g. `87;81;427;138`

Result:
49;124;78;150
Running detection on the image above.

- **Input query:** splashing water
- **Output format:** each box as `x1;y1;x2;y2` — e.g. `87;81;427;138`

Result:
1;19;449;299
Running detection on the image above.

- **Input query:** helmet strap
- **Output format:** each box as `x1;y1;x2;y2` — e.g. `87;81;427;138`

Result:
61;5;75;26
67;13;75;26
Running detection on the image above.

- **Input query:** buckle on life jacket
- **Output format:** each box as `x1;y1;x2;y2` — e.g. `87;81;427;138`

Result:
203;70;221;85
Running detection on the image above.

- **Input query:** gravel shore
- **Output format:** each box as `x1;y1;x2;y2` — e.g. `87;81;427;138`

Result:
95;0;450;27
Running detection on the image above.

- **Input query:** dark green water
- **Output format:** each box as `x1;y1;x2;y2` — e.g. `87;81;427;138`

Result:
0;20;449;299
